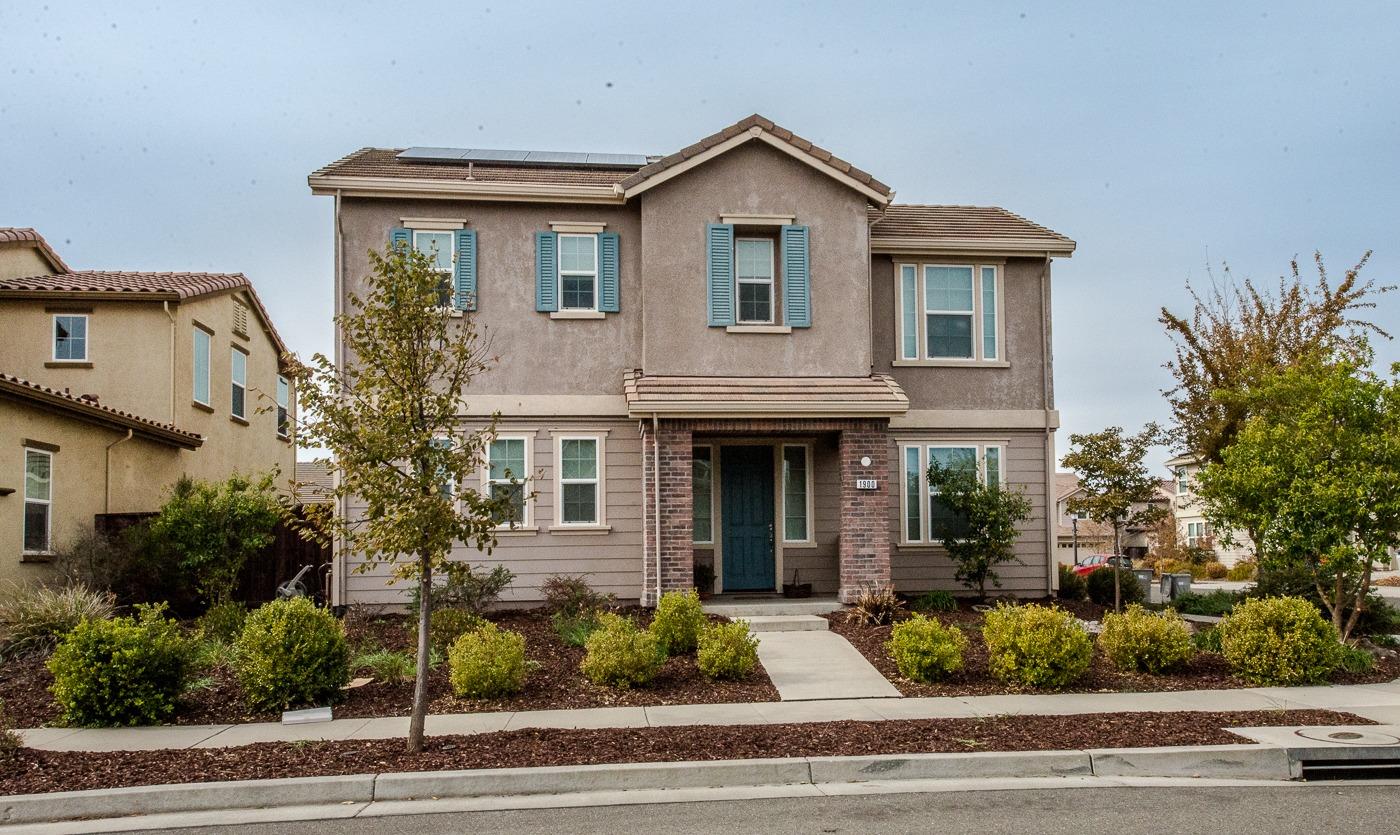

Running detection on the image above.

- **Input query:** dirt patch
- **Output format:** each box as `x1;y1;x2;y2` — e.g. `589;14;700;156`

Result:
0;708;1366;797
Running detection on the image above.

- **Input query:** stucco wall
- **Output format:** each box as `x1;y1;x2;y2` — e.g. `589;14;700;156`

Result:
0;247;57;282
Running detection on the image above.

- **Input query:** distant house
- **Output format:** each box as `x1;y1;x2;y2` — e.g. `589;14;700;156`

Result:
0;228;296;587
294;460;333;506
1164;453;1254;566
1054;471;1172;563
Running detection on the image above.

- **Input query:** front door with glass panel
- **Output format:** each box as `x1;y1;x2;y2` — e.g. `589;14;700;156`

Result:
720;445;775;591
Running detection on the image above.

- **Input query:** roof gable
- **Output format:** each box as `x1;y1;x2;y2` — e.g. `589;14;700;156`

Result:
0;372;202;449
0;228;71;273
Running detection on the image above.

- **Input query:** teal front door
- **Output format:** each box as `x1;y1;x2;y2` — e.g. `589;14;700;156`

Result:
721;445;775;591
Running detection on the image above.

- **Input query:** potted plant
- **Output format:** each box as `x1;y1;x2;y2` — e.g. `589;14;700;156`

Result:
782;568;812;599
693;563;716;599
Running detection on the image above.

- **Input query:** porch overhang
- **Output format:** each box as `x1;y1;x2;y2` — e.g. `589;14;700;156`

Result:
623;370;909;419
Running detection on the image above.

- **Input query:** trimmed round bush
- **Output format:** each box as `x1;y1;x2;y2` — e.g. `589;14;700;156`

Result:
47;604;193;726
430;608;485;656
1226;561;1259;582
651;589;706;655
982;603;1093;689
1203;561;1229;580
886;614;968;683
1098;605;1194;674
1086;568;1144;607
233;597;350;711
581;613;666;688
1218;596;1343;685
196;601;248;644
448;622;528;699
696;620;759;680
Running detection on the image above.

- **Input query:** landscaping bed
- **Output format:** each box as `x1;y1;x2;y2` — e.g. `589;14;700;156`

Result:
828;600;1400;697
0;608;777;729
0;708;1365;796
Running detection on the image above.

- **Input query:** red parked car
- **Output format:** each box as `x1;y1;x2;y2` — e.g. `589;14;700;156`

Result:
1071;554;1133;576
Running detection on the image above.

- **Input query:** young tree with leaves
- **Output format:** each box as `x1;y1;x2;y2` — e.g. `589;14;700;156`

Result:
1062;424;1169;611
925;456;1032;601
288;243;514;753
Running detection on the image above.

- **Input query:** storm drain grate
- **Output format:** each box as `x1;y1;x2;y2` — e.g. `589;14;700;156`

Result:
1298;758;1400;781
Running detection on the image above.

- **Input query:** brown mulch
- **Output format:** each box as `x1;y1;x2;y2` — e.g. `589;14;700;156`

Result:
829;599;1400;697
1374;576;1400;588
1;609;778;729
0;708;1366;797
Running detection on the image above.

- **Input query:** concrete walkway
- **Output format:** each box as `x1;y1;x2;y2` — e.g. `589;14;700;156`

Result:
20;679;1400;753
753;631;901;701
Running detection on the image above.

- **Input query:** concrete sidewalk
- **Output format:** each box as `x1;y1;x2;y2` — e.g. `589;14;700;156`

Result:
21;679;1400;753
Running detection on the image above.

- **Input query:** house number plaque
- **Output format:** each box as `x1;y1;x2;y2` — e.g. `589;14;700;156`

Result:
856;479;878;490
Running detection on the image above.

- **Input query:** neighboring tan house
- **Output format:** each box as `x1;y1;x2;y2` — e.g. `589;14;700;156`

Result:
0;229;296;585
1164;453;1254;566
1053;472;1172;564
310;114;1075;606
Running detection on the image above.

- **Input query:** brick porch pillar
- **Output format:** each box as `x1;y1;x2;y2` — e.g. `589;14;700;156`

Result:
838;422;892;603
641;422;693;606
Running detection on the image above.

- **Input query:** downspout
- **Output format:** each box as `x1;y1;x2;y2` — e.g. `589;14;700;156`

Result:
104;430;133;513
163;301;176;424
1040;254;1056;594
333;189;347;608
652;412;662;606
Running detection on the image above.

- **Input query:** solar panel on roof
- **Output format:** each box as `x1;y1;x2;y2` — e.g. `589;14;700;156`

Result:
461;149;529;162
396;147;469;161
397;146;647;168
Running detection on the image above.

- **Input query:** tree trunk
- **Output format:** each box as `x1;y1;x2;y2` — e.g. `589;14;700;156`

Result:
407;554;432;754
1112;524;1123;612
1341;557;1374;644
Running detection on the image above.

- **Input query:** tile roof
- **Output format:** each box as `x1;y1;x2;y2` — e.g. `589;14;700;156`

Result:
294;460;334;505
0;372;202;449
619;114;893;199
0;227;71;272
869;205;1075;252
623;370;908;418
1055;471;1082;501
311;148;640;186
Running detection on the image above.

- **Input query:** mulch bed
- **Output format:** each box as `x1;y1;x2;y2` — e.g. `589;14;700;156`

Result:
829;599;1400;697
0;609;778;729
0;708;1366;797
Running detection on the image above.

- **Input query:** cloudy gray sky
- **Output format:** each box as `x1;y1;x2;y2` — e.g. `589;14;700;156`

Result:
4;1;1397;470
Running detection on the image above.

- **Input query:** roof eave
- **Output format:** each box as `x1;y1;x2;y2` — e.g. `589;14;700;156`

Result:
870;237;1076;258
0;288;182;302
0;381;202;449
625;400;909;419
307;174;627;205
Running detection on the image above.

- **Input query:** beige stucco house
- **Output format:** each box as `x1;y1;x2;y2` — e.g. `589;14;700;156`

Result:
1164;453;1254;566
310;114;1074;606
1053;471;1173;565
0;228;296;586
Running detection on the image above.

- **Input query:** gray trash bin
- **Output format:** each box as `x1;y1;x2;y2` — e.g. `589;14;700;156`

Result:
1159;573;1174;598
1132;569;1154;599
1170;573;1193;599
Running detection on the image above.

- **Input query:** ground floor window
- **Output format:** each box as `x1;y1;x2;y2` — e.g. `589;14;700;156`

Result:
557;435;603;526
693;445;713;544
782;444;812;543
901;442;1004;544
1186;520;1207;548
23;448;52;553
486;436;529;528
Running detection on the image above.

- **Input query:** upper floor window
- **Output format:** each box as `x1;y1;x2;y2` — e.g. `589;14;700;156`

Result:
23;448;53;554
276;375;290;438
192;326;212;406
53;314;88;362
558;233;598;311
413;229;455;308
901;442;1003;544
897;263;1000;363
736;237;776;324
1175;467;1189;495
230;347;248;420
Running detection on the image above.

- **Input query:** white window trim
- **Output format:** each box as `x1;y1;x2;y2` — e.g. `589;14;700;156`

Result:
192;326;212;407
1176;467;1190;495
51;313;89;362
230;346;248;421
276;375;290;438
898;441;1007;546
411;228;458;311
482;433;534;532
553;434;607;530
734;236;776;325
781;443;816;547
692;443;716;545
557;232;599;312
894;262;1006;366
22;448;53;555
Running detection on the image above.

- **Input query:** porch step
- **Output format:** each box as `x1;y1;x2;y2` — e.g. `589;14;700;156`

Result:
703;598;843;618
737;615;830;633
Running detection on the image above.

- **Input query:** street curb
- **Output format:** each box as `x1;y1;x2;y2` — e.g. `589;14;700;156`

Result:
0;744;1300;826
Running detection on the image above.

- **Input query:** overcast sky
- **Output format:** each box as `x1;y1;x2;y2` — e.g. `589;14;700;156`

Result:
4;1;1397;471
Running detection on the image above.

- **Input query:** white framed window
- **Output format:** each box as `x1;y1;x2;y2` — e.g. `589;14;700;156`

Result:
484;435;530;528
230;347;248;420
735;237;775;324
430;436;455;500
556;435;603;526
276;376;290;438
23;448;52;554
1175;467;1190;495
412;229;456;308
52;314;88;362
192;326;212;406
900;442;1005;544
692;445;714;544
558;233;598;311
896;263;1002;363
782;444;813;544
1186;521;1207;548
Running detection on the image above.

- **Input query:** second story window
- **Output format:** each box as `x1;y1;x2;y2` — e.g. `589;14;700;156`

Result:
897;263;1001;364
276;375;290;438
1175;467;1189;495
735;238;775;324
52;314;88;362
558;233;598;311
412;230;455;308
193;327;212;406
230;347;247;420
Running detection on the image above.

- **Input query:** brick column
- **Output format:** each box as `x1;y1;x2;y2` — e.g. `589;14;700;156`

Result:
838;422;892;603
641;423;693;606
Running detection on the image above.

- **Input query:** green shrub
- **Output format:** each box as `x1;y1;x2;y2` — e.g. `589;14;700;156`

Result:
47;604;193;726
580;613;666;688
1171;589;1239;617
1191;561;1228;580
911;590;959;613
147;473;281;606
886;614;968;682
0;699;19;759
1226;561;1258;582
1056;565;1088;602
844;585;905;625
651;589;707;655
696;621;759;680
1192;626;1223;654
429;608;485;656
1157;559;1191;577
541;574;614;618
197;601;248;644
353;650;414;684
233;597;350;711
448;622;528;698
1218;596;1343;685
982;603;1093;689
1098;605;1194;674
1086;568;1144;607
1339;644;1375;675
552;612;601;647
0;583;115;658
409;563;515;617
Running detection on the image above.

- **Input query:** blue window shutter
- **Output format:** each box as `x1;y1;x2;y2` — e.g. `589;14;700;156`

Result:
598;232;620;313
706;223;734;327
455;229;477;311
535;231;558;312
782;225;811;328
390;227;411;251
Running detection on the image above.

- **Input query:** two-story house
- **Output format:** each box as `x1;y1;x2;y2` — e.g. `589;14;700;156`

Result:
1164;453;1254;566
310;115;1074;606
0;228;296;585
1053;472;1173;564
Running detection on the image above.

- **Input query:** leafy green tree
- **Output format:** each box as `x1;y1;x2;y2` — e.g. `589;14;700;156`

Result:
287;242;514;753
1062;424;1168;611
925;457;1032;601
1195;353;1400;642
147;473;281;606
